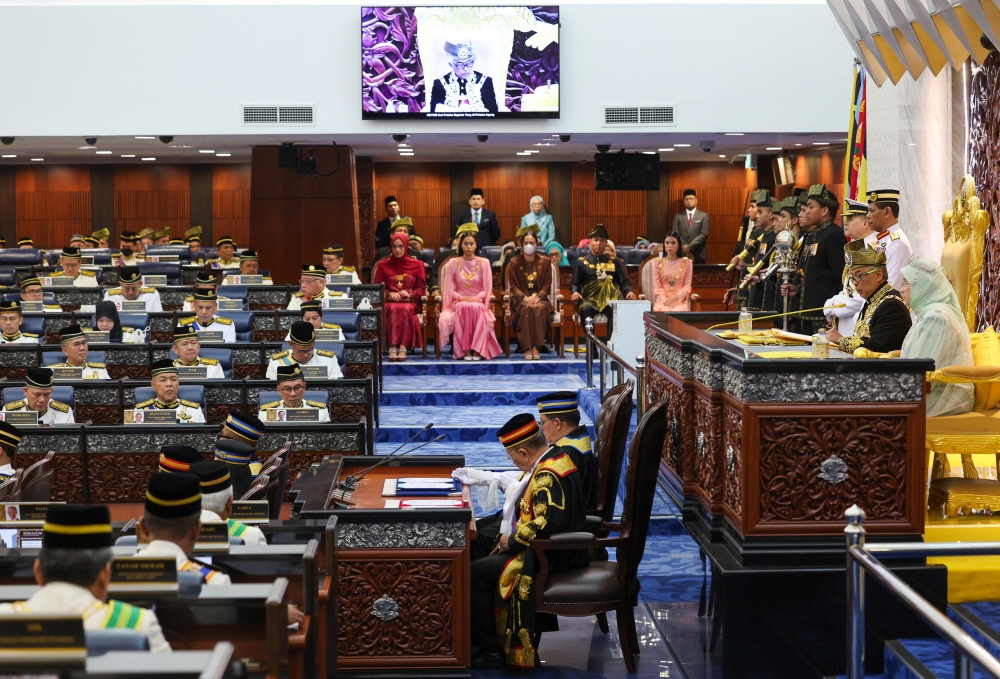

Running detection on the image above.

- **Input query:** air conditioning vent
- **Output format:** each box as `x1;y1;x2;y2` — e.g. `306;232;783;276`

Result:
242;105;315;126
603;105;676;127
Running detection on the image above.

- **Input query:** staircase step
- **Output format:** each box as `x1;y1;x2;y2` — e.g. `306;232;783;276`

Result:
376;405;594;442
884;637;989;679
949;602;1000;663
380;374;586;407
383;358;585;376
373;440;519;468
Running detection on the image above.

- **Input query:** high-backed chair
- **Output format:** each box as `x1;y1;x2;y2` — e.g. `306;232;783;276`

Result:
590;381;635;520
168;347;233;378
257;391;329;420
0;470;23;502
625;248;652;266
144;245;192;264
264;473;284;518
241;474;270;501
19;451;55;502
81;249;113;266
42;352;106;367
321;311;360;341
133;385;205;411
20;316;45;337
2;291;59;306
137;262;182;286
0;249;43;266
501;260;566;358
3;387;74;409
0;268;15;287
638;255;701;311
218;285;249;304
527;400;666;673
217;310;255;341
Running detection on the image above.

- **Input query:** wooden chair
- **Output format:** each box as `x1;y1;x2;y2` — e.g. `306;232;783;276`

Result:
637;255;701;311
288;539;319;679
372;254;430;359
0;470;23;502
501;260;566;358
590;381;635;521
264;472;285;520
433;255;504;359
241;474;270;501
19;451;55;502
528;399;666;673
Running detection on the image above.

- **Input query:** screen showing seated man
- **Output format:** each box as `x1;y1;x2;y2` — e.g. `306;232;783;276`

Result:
361;6;559;119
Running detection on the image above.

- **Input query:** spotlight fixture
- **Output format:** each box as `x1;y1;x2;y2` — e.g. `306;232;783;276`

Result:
392;134;408;143
216;153;232;157
700;140;715;153
477;135;489;143
596;144;611;153
121;155;136;158
96;151;112;155
1;155;14;158
158;136;173;144
674;143;691;148
84;137;97;146
1;138;14;146
559;134;571;143
199;150;215;154
142;157;156;161
765;147;783;151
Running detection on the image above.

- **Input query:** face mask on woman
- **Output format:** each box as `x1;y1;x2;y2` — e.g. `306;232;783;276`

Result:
523;244;536;256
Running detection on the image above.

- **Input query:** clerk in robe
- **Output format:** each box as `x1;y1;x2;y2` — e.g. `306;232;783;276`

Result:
570;224;635;340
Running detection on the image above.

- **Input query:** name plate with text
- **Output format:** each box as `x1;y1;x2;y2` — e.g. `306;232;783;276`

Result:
42;277;75;287
196;331;224;342
51;367;82;381
144;255;179;263
0;503;64;523
110;557;178;593
299;365;328;379
80;256;94;266
314;328;342;341
0;615;86;664
265;408;319;423
19;302;43;313
326;274;354;285
195;521;230;549
230;500;269;523
83;330;110;343
142;275;167;286
116;300;147;313
0;411;38;426
125;409;177;424
217;299;243;310
177;366;208;379
321;297;353;310
226;275;262;285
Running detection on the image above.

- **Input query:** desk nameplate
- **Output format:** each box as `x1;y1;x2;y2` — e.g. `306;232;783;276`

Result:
19;302;43;313
177;366;208;379
197;331;224;342
0;411;38;426
51;367;82;381
125;410;177;424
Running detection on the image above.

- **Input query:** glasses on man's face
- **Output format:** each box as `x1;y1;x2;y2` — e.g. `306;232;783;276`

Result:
278;385;305;395
850;269;881;284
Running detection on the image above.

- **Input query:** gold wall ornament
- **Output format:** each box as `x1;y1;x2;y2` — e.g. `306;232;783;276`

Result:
941;174;989;332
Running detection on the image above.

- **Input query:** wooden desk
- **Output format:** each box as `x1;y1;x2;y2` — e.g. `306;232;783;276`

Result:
290;455;472;675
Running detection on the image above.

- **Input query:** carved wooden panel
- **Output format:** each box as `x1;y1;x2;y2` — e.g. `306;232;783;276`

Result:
693;391;722;512
254;330;286;343
345;365;369;380
723;405;743;520
0;368;29;380
108;366;150;380
970;52;1000;329
206;404;233;424
360;330;378;343
757;415;907;523
12;453;159;503
331;403;367;424
76;405;122;425
234;364;261;379
150;331;173;343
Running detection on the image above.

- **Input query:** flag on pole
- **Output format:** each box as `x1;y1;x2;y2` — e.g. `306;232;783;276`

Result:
843;62;867;203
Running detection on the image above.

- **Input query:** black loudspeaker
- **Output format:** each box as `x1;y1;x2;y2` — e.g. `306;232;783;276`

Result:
278;145;299;169
595;152;659;191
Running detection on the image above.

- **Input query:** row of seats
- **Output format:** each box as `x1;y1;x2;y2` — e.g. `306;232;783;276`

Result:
0;247;226;266
0;451;54;503
0;262;273;286
430;245;654;266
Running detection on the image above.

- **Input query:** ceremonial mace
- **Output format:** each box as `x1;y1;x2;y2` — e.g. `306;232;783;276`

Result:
774;230;797;331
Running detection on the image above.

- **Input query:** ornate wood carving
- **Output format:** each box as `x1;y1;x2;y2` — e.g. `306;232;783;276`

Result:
359;330;378;344
12;453;160;503
359;189;375;268
692;265;733;286
150;331;173;343
235;364;261;379
0;368;29;380
345;365;369;380
970;51;1000;329
693;391;723;512
757;415;907;523
108;366;150;380
331;403;367;423
254;330;286;343
723;405;742;520
206;404;233;424
76;406;121;425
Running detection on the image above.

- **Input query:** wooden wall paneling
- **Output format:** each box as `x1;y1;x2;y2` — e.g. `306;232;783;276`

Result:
0;167;14;247
90;166;115;242
646;163;671;244
190;165;214;245
373;162;453;253
356;157;375;266
570;164;646;245
213;164;251;247
548;162;572;245
449;163;474;245
114;165;190;238
16;166;92;248
792;149;846;187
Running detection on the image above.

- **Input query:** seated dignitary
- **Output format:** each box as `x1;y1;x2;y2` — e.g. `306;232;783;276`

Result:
469;414;589;669
182;272;226;312
178;290;237;344
323;244;361;284
224;250;272;285
94;301;146;344
899;256;975;417
69;234;87;249
266;321;342;380
171;325;225;379
374;219;417;261
826;242;912;355
138;472;230;584
115;231;143;266
3;367;75;424
19;277;62;312
0;300;39;343
0;504;170;653
570;224;635;340
50;325;111;379
536;391;596;510
208;236;239;269
259;365;332;422
213;439;257;498
158;445;204;474
102;265;164;312
823;200;874;336
53;247;99;287
0;421;22;480
185;226;203;251
190;460;267;546
134;360;206;423
92;228;110;249
218;411;266;477
287;264;334;311
297;300;341;333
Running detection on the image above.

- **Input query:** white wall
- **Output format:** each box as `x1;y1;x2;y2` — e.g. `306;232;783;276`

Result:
0;2;856;136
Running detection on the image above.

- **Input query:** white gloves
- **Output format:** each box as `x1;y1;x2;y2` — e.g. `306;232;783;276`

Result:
452;468;497;486
452;469;525;513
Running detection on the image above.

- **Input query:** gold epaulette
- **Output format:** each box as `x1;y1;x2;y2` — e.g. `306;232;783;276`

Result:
260;400;281;410
199;357;220;365
270;350;290;360
316;349;335;358
293;291;305;298
3;400;25;411
21;332;39;338
184;296;194;302
214;317;233;325
890;232;900;241
306;400;326;408
50;272;65;278
49;400;70;413
537;452;578;478
262;276;272;281
340;266;356;272
44;304;61;310
141;287;156;293
80;270;96;277
321;323;341;330
107;288;123;296
135;398;156;408
179;399;200;408
87;362;106;368
178;316;196;325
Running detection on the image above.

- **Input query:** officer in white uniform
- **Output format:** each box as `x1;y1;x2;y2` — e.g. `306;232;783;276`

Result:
0;300;39;343
134;360;206;424
182;272;231;312
865;189;913;286
208;236;240;270
223;250;273;286
138;472;231;585
178;290;236;344
287;264;334;311
323;244;362;284
190;460;267;546
18;277;62;313
171;325;225;379
266;321;342;380
49;325;111;380
103;265;163;312
258;364;332;423
0;505;171;652
52;247;99;288
0;421;22;481
3;367;75;424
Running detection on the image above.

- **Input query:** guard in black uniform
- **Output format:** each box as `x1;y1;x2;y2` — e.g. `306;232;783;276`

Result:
570;224;635;340
744;192;777;311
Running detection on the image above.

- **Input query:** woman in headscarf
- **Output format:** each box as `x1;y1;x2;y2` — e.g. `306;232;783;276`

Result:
520;196;555;247
372;233;426;362
546;241;569;267
506;227;553;360
651;233;693;312
438;225;501;361
93;301;124;343
898;256;974;417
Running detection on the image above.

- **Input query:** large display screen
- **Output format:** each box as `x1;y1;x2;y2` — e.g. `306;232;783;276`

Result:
362;6;560;119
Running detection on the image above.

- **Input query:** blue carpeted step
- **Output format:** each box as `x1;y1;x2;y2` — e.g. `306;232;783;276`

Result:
373;440;518;468
948;602;1000;665
383;358;585;377
884;637;995;678
377;405;594;442
380;374;587;407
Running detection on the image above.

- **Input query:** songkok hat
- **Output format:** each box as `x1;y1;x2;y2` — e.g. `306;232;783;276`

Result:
42;505;112;549
91;228;110;241
215;236;235;247
137;228;155;240
240;249;259;261
635;237;650;247
470;187;484;197
289;321;316;345
214;438;255;464
410;235;424;246
118;266;142;285
779;197;800;215
194;272;217;286
751;189;774;208
456;223;479;237
159;445;203;473
19;277;41;290
393;217;414;230
536;391;579;415
843;199;869;217
497;413;540;449
683;188;697;197
323;244;344;256
185;226;203;241
17;238;33;247
25;367;53;389
867;189;900;205
190;460;232;493
193;289;218;302
120;232;140;243
61;246;82;259
515;224;539;239
172;325;197;342
222;411;264;443
807;184;839;210
169;238;184;245
300;300;323;314
58;324;86;344
0;420;23;450
0;300;20;313
844;240;886;268
384;195;398;206
301;264;326;279
153;227;170;240
150;359;179;377
276;364;304;383
589;224;609;239
185;235;201;244
70;234;86;244
84;236;100;248
145;472;201;519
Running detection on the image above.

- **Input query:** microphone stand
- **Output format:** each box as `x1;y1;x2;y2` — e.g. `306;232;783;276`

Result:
331;434;447;503
340;422;433;490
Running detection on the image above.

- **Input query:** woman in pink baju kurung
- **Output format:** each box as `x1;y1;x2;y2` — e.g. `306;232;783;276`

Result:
438;233;502;360
652;233;693;312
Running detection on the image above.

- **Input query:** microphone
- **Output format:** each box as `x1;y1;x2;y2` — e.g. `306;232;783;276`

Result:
341;434;447;491
337;422;433;490
705;304;847;332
